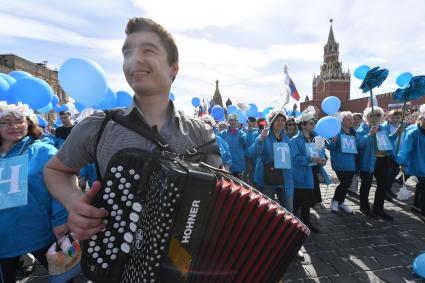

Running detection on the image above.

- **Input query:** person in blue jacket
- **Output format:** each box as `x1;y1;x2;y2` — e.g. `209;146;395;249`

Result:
0;102;68;282
327;111;356;214
243;117;259;184
201;115;232;170
290;111;330;233
218;114;246;178
356;106;397;220
249;110;294;212
381;109;405;191
398;112;425;216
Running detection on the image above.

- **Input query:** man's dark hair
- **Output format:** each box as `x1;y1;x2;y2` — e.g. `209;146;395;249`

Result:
125;17;179;66
59;111;71;116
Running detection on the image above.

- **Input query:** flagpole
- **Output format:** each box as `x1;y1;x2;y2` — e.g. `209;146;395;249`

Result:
395;100;407;155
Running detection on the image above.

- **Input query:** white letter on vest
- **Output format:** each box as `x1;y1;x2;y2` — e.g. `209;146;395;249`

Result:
0;165;22;194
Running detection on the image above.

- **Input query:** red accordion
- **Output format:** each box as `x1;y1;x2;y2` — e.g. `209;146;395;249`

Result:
81;148;309;283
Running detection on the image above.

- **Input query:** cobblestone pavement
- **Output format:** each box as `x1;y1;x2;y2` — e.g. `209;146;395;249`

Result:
19;164;425;283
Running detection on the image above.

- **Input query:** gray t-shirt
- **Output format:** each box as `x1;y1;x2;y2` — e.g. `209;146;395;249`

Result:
57;102;222;177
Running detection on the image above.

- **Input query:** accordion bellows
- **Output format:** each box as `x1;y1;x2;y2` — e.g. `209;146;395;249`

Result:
81;148;309;283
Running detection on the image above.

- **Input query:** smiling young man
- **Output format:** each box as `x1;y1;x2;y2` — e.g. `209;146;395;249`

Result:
44;18;222;241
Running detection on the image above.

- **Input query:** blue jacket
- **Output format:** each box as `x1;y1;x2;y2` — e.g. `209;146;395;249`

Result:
381;121;406;158
397;124;425;177
216;135;232;167
242;128;259;158
290;132;331;189
356;123;393;172
219;128;246;173
248;131;294;197
327;128;357;172
0;137;68;257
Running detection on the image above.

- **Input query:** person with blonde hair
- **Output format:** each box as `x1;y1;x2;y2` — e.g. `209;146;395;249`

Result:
356;106;397;220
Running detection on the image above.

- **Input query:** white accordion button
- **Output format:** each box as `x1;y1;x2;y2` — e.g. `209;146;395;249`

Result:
123;189;129;195
124;232;134;243
97;258;103;264
91;234;97;240
115;215;121;222
132;202;142;212
129;169;135;175
102;194;109;200
94;246;100;252
88;248;93;253
115;173;121;178
102;262;108;269
121;196;127;202
92;252;98;258
120;178;126;184
130;212;139;222
106;249;112;255
105;187;111;193
118;184;124;190
107;243;113;249
118;227;124;233
129;222;137;232
128;194;134;200
110;192;115;198
117;209;123;215
111;254;117;260
120;221;126;227
112;204;118;210
121;242;131;253
105;231;111;237
113;248;118;253
113;223;119;229
134;174;140;180
126;201;132;207
110;167;117;173
89;241;95;247
107;180;113;186
117;166;123;171
111;211;117;217
125;182;131;188
110;236;115;242
107;199;113;205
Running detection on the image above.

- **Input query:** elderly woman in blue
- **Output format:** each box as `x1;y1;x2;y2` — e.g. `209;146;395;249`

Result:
398;112;425;216
290;112;330;233
356;106;394;221
249;110;294;212
327;111;356;214
0;102;68;283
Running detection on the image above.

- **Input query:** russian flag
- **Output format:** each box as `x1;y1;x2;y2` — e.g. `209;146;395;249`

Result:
284;65;300;101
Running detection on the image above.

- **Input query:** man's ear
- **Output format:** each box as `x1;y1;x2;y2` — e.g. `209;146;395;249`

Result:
170;63;179;82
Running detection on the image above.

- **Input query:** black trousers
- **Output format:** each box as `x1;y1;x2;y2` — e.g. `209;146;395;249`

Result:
415;177;425;215
0;245;50;283
333;171;355;203
360;157;392;212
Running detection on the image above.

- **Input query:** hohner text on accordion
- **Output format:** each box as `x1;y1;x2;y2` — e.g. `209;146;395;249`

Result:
181;200;200;244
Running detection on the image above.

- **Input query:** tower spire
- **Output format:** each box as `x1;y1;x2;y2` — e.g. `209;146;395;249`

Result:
327;18;336;46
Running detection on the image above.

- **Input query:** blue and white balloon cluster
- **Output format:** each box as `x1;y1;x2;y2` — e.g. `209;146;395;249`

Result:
314;96;342;139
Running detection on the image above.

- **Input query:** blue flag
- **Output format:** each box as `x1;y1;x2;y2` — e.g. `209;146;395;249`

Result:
0;155;29;210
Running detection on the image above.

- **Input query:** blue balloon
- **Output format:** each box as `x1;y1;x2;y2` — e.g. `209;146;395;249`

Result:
115;90;133;107
60;104;70;112
354;65;371;80
211;106;225;121
236;109;248;124
75;101;86;112
5;77;53;109
53;104;62;112
59;58;108;106
315;116;341;138
55;116;62;127
36;114;47;127
51;94;59;105
0;73;16;86
246;103;258;118
95;88;117;110
262;106;273;118
191;97;200;108
396;72;413;87
169;92;175;101
256;112;263;119
227;105;238;115
413;253;425;278
321;96;341;115
37;103;53;113
8;70;32;81
0;77;9;99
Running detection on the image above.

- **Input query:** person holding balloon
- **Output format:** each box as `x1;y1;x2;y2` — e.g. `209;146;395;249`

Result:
0;102;69;282
327;111;357;214
356;106;396;220
398;110;425;217
290;108;330;233
248;110;294;211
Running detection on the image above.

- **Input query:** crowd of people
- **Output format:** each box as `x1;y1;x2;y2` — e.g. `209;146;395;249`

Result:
0;16;424;282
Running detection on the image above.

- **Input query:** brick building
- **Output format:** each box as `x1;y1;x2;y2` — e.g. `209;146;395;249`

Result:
0;54;67;103
301;22;425;114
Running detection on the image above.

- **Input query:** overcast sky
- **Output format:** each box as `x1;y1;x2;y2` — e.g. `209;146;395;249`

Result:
1;0;424;114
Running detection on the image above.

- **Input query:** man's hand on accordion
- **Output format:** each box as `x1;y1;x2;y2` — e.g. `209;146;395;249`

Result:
68;181;109;240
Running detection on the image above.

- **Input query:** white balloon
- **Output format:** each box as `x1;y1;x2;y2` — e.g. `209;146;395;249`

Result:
420;104;425;113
